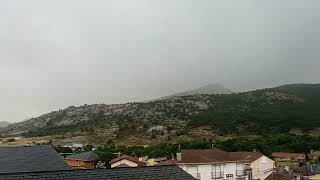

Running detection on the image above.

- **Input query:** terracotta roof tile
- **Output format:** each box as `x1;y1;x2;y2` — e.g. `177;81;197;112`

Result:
156;160;177;166
272;152;305;159
110;155;139;164
65;151;99;161
229;152;263;163
179;149;263;163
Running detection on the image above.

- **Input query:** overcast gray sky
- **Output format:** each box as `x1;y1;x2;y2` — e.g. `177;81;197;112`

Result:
0;0;319;122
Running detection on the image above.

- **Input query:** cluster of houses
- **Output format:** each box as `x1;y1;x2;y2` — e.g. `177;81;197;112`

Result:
0;145;194;180
1;144;320;180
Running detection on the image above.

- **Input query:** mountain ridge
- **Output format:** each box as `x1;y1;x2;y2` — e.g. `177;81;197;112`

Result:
1;83;320;145
150;83;233;102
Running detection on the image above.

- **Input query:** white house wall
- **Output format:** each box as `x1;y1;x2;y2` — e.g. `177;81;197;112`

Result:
179;162;249;180
250;156;275;180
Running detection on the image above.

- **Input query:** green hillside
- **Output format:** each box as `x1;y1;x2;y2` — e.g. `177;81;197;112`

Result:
2;83;320;144
190;84;320;134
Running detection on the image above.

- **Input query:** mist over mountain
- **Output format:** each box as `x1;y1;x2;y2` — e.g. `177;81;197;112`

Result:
1;0;320;124
1;83;320;145
151;83;234;102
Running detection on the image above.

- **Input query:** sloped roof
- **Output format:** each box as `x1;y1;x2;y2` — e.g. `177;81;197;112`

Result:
66;151;99;161
179;149;230;163
0;165;196;180
272;152;305;159
110;155;139;164
179;149;263;164
265;172;291;180
156;160;177;166
229;152;264;163
0;145;70;174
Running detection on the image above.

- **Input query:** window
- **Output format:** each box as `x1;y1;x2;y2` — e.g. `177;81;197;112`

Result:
212;165;224;179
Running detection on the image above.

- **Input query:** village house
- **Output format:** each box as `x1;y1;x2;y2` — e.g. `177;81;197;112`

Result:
64;151;99;169
229;151;275;180
309;150;320;160
272;152;305;169
0;145;70;174
110;155;146;168
0;165;196;180
177;149;275;180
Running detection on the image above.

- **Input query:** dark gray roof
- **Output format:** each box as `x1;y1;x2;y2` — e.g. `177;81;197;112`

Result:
0;165;196;180
0;145;70;174
66;151;99;161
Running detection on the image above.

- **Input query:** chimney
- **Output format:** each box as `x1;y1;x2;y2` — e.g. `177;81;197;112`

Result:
177;153;182;162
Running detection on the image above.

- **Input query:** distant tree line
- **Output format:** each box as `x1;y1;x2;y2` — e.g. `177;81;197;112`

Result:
54;133;320;168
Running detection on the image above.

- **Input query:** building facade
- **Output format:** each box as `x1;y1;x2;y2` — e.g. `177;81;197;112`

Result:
249;155;275;180
179;162;249;180
177;149;275;180
64;151;99;169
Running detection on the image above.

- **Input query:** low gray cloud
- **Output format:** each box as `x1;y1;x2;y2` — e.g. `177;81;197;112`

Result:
0;0;319;122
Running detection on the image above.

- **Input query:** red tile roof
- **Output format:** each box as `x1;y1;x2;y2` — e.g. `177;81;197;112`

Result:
179;149;263;164
229;152;264;163
272;152;305;159
110;155;139;164
156;160;177;166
